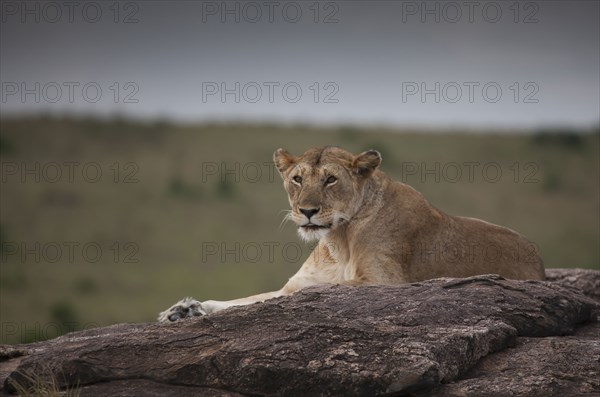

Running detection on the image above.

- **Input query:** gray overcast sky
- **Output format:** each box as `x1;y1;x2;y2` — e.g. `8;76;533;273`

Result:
1;1;599;129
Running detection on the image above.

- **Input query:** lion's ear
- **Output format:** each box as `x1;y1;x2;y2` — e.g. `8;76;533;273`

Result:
352;150;382;178
273;148;296;176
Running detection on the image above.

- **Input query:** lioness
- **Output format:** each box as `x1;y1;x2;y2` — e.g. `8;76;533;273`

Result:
159;146;544;322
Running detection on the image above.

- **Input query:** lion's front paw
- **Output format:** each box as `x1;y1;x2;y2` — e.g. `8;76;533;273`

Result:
158;297;207;322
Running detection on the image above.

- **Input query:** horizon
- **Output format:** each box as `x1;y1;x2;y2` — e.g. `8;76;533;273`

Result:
2;1;599;130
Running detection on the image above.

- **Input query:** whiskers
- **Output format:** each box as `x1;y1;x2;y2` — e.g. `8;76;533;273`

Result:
278;210;294;231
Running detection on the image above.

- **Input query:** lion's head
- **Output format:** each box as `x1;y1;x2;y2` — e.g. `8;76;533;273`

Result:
274;146;382;241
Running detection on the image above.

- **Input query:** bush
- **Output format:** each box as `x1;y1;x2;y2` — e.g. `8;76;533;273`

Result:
532;130;584;149
0;136;15;155
167;177;203;200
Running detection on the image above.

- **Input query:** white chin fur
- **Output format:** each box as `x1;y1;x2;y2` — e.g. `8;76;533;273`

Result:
298;227;329;242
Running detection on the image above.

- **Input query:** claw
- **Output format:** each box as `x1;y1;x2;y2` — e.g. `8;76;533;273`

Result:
158;297;206;322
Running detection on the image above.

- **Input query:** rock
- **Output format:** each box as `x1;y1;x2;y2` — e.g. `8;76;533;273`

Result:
545;268;600;302
425;321;600;397
1;271;598;397
425;268;600;397
76;380;247;397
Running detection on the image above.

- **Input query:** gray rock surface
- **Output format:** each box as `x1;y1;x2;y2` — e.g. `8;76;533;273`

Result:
546;268;600;302
426;322;600;397
0;269;598;397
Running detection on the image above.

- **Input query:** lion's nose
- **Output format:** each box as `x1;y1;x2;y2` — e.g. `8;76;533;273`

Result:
300;207;320;220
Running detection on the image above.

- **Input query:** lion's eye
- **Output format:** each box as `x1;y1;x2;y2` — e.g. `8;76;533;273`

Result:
325;176;337;185
292;175;302;184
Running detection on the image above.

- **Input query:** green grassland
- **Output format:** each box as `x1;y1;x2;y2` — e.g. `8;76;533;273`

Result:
1;117;598;344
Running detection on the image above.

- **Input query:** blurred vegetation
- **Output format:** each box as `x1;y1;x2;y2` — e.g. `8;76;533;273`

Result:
0;116;598;344
531;129;585;150
0;135;15;155
6;367;81;397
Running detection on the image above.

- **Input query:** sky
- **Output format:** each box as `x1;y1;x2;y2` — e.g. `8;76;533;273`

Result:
1;0;599;129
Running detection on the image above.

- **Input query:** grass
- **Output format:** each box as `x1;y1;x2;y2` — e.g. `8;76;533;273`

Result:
7;367;80;397
0;116;598;344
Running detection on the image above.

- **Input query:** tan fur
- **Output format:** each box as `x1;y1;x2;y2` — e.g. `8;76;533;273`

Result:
158;146;544;321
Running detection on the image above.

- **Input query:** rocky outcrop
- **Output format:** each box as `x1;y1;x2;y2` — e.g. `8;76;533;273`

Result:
426;322;599;397
1;269;598;397
545;268;600;302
